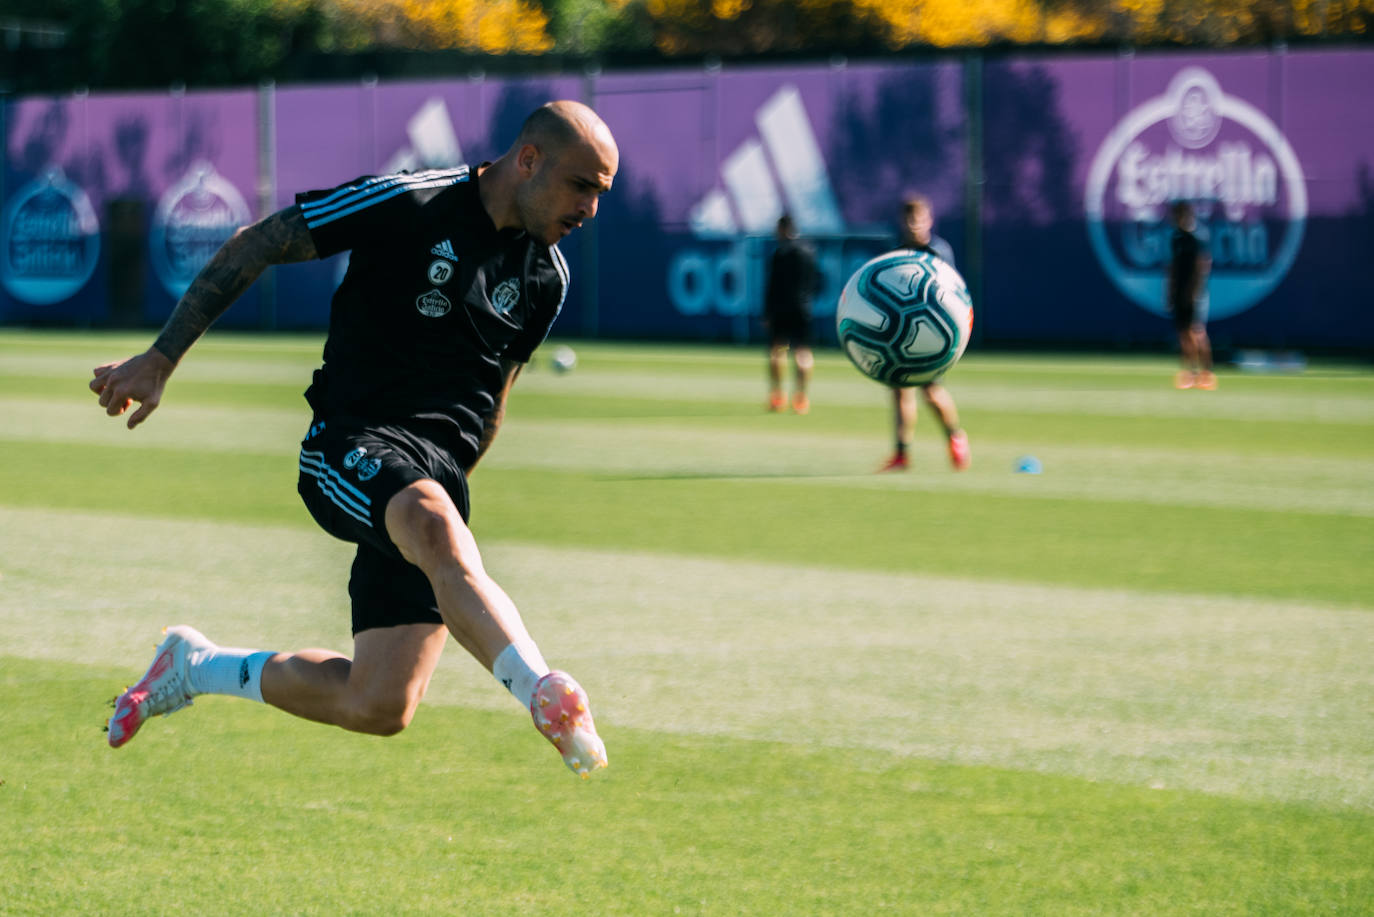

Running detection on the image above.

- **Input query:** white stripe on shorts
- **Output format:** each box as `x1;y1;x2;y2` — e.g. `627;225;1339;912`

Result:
299;449;373;527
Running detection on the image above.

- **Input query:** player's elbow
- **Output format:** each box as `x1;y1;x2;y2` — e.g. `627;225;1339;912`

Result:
214;222;277;277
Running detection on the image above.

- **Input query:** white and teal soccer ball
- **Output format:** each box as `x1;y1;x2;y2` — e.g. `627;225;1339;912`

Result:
550;345;577;373
836;249;974;386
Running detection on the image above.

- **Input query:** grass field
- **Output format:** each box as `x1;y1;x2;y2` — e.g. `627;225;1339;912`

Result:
1;328;1372;915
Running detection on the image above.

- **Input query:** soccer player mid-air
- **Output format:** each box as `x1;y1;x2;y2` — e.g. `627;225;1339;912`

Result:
90;100;616;778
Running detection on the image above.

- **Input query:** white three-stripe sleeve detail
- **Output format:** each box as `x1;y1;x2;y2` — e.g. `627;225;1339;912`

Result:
300;173;456;223
299;167;468;215
303;177;464;229
550;245;571;310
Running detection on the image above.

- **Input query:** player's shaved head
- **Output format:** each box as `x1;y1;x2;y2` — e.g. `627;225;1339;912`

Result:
482;100;618;245
515;101;617;162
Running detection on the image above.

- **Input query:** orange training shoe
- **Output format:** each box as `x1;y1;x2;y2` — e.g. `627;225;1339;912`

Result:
767;392;785;412
791;393;810;415
948;430;970;471
531;671;608;779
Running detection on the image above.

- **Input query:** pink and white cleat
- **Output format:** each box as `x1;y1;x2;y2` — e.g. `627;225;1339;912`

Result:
106;625;207;748
530;671;608;779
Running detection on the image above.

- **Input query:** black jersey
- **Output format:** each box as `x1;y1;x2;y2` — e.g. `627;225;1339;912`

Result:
764;238;820;322
296;166;568;467
1169;227;1204;307
902;234;956;268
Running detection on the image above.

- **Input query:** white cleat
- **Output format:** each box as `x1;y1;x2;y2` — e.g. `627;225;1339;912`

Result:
530;671;608;779
106;625;211;748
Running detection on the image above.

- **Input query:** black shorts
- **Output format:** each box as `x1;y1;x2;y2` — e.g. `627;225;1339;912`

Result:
297;416;470;635
1169;299;1197;332
767;310;813;348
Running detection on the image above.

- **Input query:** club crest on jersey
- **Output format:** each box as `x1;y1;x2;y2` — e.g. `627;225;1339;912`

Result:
491;277;520;315
416;288;451;318
427;259;454;285
356;456;382;482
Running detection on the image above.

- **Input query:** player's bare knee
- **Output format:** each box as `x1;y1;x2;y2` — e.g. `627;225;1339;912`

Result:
385;481;467;568
345;692;418;736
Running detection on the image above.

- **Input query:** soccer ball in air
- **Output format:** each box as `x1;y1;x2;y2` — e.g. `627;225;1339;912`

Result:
550;345;577;373
835;249;974;386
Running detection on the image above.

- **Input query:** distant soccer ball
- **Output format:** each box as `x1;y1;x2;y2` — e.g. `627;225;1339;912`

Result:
550;345;577;373
836;249;974;386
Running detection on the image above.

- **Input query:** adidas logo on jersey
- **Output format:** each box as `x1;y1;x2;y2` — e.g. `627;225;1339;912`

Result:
430;239;458;261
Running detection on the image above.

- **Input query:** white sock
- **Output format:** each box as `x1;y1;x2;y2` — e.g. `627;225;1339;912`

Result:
492;641;550;707
188;646;274;703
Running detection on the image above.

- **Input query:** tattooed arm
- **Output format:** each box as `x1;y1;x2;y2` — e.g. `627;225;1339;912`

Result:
467;359;524;475
90;206;317;429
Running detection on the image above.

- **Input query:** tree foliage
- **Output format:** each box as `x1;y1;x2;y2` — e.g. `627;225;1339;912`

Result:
608;0;1374;54
324;0;555;53
2;0;1370;91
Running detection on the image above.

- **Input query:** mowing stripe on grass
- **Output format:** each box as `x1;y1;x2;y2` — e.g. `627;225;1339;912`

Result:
4;436;1371;604
6;656;1372;916
509;365;1374;423
7;398;1374;518
3;506;1369;811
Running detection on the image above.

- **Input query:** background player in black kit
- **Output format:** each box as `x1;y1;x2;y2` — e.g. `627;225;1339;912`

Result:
763;214;820;414
91;101;617;778
1166;199;1216;390
879;195;970;472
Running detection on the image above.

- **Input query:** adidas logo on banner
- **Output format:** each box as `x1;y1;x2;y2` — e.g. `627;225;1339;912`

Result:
688;84;845;238
430;239;457;261
667;83;890;325
668;83;882;323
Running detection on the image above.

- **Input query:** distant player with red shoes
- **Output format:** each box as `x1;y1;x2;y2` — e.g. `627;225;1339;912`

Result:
879;195;970;472
763;214;820;414
92;101;615;778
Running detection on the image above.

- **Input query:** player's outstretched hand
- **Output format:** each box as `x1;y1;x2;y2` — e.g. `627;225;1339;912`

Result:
90;348;175;429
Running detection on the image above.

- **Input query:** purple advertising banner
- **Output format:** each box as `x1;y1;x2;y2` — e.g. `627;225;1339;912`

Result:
3;48;1372;350
983;48;1374;349
2;88;260;325
591;59;967;340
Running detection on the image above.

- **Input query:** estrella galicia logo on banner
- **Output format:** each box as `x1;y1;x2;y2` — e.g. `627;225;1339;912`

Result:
151;161;252;299
0;168;101;305
1085;68;1307;320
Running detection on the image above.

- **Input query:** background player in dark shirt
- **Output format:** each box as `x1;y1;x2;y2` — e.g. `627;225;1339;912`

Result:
880;195;971;472
763;214;820;414
1166;200;1216;390
90;101;617;778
